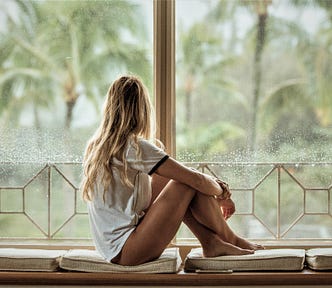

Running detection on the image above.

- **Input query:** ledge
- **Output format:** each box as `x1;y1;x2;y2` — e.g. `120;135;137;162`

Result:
0;269;331;286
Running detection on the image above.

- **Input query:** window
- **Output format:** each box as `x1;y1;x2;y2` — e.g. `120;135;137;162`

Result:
0;0;153;163
176;0;331;163
175;0;332;243
0;0;331;245
0;0;152;242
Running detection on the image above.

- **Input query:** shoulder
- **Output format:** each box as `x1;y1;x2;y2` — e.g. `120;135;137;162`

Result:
126;137;167;161
130;137;165;153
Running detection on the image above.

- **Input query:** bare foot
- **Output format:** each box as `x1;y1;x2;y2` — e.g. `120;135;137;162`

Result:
203;236;254;258
234;236;264;251
219;232;264;251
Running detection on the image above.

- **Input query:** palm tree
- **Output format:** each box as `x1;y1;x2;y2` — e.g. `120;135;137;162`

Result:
290;0;332;127
0;0;41;126
247;0;271;154
177;22;222;127
176;12;248;159
212;0;272;154
205;0;331;156
0;0;151;129
195;0;272;157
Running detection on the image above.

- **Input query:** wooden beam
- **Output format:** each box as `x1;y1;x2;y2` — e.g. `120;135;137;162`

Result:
154;0;176;156
0;270;331;286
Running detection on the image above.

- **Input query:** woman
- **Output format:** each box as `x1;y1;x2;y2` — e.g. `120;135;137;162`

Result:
81;75;263;266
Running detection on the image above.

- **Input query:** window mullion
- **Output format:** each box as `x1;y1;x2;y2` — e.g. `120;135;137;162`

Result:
153;0;176;157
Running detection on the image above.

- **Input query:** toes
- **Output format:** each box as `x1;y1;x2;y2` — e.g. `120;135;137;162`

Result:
241;249;254;255
253;244;265;250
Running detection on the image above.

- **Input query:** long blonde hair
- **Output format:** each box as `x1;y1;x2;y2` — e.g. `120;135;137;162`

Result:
81;75;153;201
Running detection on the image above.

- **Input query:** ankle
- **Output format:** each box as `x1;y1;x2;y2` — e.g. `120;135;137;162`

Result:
220;231;237;244
201;233;219;251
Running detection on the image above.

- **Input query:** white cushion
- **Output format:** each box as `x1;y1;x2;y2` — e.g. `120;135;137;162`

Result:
60;247;181;273
0;248;66;272
184;248;305;272
306;248;332;270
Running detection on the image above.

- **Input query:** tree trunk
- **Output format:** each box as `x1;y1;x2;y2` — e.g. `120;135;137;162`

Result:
33;103;41;130
249;12;268;155
184;75;194;127
65;100;76;129
185;90;192;126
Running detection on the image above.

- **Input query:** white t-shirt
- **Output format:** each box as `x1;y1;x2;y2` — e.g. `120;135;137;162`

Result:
87;138;168;262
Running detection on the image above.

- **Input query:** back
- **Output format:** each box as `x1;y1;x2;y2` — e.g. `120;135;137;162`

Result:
87;138;168;262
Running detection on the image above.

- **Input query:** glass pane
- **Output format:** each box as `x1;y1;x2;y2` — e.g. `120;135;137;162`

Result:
175;0;332;244
0;189;23;212
0;0;153;164
0;215;45;238
176;0;332;163
305;190;329;214
284;215;332;239
0;0;152;241
228;215;275;239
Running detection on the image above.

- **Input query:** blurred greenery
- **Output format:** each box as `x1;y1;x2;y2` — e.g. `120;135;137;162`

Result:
0;0;151;130
176;0;332;162
0;0;331;241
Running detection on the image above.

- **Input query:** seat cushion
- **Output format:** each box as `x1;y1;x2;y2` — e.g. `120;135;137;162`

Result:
59;247;181;273
184;248;305;272
0;248;66;272
306;248;332;270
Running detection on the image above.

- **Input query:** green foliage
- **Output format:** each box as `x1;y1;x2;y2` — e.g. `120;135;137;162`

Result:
0;0;331;163
176;0;332;162
178;121;245;156
0;0;151;129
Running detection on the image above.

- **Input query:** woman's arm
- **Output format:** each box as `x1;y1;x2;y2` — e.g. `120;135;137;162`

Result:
154;157;224;197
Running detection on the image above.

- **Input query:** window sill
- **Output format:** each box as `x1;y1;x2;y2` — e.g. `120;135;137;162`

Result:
0;269;331;286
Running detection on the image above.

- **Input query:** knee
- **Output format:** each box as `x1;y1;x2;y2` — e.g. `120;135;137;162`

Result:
168;180;195;193
163;180;196;201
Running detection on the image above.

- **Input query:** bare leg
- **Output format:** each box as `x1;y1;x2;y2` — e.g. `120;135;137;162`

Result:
183;210;253;257
112;180;196;265
152;174;262;251
151;175;253;257
152;175;257;255
113;176;252;265
190;193;264;251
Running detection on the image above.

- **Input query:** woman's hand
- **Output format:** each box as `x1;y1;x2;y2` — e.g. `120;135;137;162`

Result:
215;179;231;199
216;198;235;220
214;179;235;220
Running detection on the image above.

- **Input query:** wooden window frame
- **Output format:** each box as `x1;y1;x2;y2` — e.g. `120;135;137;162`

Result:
0;0;176;250
154;0;176;157
0;0;331;252
152;0;332;250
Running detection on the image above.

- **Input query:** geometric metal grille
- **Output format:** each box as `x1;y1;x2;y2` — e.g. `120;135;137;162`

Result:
180;162;332;242
0;162;89;241
0;162;331;243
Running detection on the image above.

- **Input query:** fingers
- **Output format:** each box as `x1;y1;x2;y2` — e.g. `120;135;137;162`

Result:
221;207;234;220
215;179;231;199
225;209;235;220
219;198;236;220
214;179;235;219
